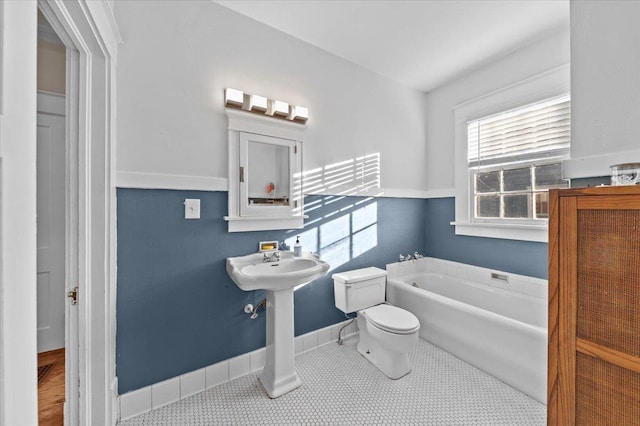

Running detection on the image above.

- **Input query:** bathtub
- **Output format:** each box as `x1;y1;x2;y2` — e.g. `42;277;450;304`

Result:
387;266;547;404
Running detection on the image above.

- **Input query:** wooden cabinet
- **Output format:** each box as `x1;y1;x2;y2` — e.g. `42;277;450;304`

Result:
548;186;640;425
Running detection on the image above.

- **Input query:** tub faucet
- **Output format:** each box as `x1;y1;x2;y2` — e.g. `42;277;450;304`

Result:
263;251;280;263
399;252;423;262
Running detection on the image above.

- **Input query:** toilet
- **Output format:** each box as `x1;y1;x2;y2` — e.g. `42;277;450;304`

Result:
333;267;420;379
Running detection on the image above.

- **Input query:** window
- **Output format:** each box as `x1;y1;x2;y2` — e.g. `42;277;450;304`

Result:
453;65;570;242
469;95;570;222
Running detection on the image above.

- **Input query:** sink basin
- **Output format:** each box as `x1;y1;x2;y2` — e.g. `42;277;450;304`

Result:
225;250;330;398
226;251;330;291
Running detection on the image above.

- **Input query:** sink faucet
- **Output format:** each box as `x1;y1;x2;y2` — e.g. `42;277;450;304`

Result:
263;251;281;263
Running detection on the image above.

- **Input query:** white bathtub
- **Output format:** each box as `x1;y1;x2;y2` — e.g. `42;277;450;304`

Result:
387;267;547;404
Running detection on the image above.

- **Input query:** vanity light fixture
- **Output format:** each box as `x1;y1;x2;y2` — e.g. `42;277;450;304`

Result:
224;88;309;124
289;105;308;123
225;88;244;107
269;100;290;117
249;94;268;112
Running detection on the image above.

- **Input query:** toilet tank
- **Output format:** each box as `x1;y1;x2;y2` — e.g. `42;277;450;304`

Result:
333;267;387;313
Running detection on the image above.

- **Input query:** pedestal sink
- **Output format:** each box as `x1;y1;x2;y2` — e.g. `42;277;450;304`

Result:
226;251;330;398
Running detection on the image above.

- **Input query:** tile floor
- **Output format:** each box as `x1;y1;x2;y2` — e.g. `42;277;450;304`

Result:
119;337;545;425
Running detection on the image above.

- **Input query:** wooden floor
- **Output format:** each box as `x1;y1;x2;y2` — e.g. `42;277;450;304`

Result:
38;348;65;426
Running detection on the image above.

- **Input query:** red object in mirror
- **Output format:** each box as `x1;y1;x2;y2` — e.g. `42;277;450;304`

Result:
266;182;275;193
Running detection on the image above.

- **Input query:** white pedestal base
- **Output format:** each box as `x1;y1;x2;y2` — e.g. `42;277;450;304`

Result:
259;288;301;398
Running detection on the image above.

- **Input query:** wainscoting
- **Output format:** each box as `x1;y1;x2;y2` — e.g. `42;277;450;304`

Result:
116;189;426;394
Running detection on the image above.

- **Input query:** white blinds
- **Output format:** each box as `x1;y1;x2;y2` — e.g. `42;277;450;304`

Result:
468;95;570;167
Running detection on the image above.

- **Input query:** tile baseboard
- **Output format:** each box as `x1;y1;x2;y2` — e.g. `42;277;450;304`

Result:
118;319;357;421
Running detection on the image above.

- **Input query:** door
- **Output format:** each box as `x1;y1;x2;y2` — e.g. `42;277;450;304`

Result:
36;94;66;353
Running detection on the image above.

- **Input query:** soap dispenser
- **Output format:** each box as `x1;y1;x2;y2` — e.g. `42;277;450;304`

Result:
293;236;302;257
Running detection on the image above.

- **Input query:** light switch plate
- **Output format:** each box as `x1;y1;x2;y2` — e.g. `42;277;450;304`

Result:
184;199;200;219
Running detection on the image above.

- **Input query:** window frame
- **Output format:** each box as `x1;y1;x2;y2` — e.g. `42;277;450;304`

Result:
452;65;570;243
470;159;568;223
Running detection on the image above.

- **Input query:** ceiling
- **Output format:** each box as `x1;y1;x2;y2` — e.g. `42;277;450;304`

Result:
215;0;569;92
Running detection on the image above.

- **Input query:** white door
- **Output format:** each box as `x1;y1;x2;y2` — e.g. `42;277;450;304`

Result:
36;94;66;353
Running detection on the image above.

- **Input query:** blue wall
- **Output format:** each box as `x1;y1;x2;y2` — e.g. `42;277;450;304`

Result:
116;191;548;394
424;197;548;279
116;189;426;393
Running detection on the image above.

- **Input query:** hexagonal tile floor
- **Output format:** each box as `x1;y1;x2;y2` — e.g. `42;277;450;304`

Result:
119;337;545;425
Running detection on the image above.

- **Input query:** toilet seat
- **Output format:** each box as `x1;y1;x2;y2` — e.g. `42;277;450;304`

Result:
362;304;419;335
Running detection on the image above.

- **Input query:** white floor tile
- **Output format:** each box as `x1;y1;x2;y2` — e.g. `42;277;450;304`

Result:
119;338;545;426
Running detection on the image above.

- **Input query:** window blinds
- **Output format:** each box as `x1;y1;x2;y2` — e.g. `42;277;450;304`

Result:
468;95;570;168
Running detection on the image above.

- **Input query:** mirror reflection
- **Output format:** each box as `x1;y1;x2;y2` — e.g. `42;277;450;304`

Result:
247;141;290;206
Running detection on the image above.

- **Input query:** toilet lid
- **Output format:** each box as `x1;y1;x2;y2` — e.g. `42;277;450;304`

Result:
364;304;420;334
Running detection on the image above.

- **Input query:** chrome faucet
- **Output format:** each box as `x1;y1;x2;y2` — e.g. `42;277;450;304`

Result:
399;252;424;262
263;251;281;263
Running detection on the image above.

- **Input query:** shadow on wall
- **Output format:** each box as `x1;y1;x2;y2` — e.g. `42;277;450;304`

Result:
286;152;383;285
115;154;426;393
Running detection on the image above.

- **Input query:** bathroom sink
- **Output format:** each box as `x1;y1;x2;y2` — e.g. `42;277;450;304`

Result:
226;251;330;292
226;250;330;398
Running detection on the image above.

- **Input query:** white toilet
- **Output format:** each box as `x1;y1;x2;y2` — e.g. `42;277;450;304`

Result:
333;267;420;379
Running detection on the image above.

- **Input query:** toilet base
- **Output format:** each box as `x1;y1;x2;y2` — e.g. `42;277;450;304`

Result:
356;315;417;380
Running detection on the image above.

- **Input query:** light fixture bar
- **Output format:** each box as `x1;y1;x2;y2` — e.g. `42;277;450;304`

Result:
225;88;308;123
249;95;268;112
289;105;308;123
224;88;244;107
272;100;289;117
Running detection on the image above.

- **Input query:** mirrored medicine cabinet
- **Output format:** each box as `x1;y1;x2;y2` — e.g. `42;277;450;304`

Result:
224;109;305;232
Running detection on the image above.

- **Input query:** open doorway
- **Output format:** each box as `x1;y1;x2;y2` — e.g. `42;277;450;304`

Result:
36;10;66;424
0;3;117;425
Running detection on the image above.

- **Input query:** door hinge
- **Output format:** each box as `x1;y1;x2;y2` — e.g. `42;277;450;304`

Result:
294;145;297;154
67;286;78;305
239;166;245;183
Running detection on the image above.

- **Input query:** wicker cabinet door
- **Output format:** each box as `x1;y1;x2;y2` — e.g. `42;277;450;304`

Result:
553;192;640;425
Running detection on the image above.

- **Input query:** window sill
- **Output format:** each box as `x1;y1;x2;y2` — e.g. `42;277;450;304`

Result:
450;221;548;243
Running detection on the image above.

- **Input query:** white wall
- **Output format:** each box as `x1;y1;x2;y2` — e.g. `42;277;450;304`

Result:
0;1;39;425
564;0;640;178
423;30;570;193
115;1;428;197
